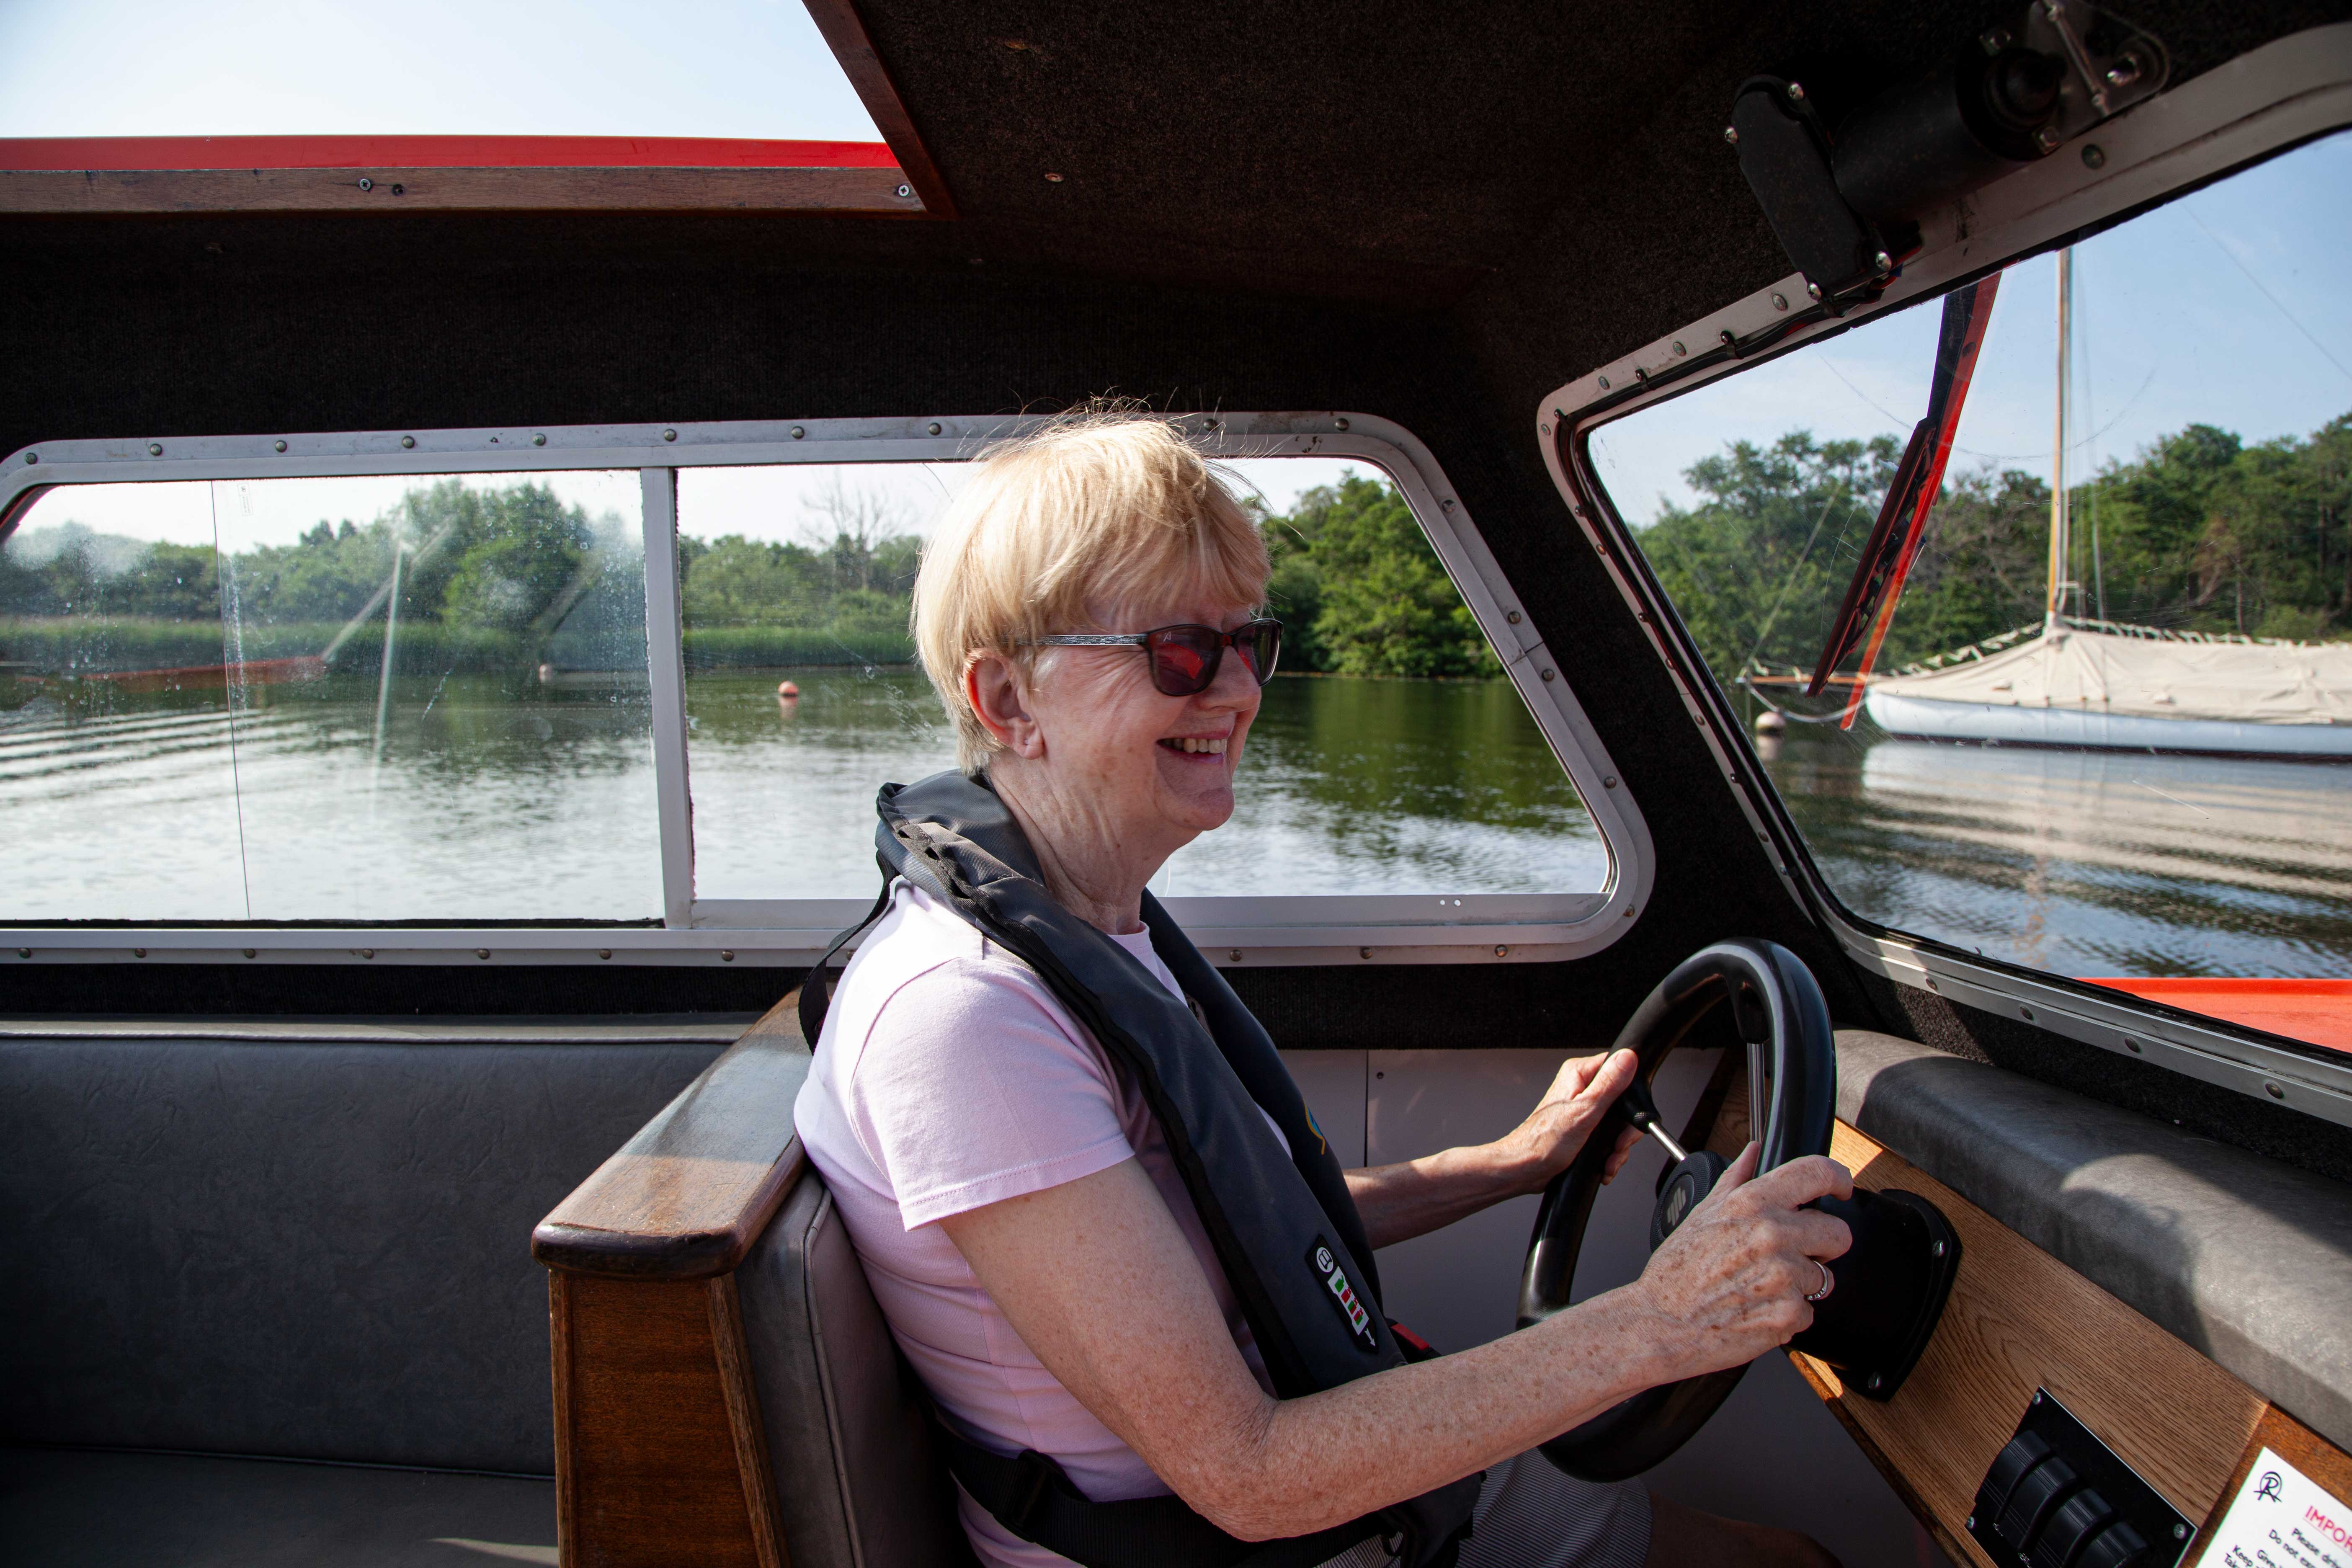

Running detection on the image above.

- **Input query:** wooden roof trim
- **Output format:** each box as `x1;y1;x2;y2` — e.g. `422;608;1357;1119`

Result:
0;135;926;216
533;993;812;1282
0;135;903;171
802;0;958;219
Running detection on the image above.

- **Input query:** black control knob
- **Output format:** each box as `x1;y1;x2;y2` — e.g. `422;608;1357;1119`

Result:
2074;1521;2150;1568
1978;1431;2053;1520
2032;1486;2117;1568
1998;1454;2080;1550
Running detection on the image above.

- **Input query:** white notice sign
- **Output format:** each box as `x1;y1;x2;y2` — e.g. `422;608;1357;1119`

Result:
2203;1447;2352;1568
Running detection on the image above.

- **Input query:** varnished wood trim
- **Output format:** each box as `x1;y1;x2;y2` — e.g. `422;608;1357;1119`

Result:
710;1274;790;1568
0;166;924;215
551;1270;580;1567
534;992;811;1280
1785;1350;1980;1568
801;0;957;219
0;134;901;171
560;1274;762;1568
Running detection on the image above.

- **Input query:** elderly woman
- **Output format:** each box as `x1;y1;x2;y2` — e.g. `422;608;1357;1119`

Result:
795;415;1852;1568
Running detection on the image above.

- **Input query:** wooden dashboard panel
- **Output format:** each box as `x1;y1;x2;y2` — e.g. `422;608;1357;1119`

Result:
1704;1078;2345;1567
1799;1121;2262;1565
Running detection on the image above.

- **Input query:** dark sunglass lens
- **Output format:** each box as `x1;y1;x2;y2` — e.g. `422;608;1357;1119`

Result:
1240;622;1281;683
1147;628;1218;695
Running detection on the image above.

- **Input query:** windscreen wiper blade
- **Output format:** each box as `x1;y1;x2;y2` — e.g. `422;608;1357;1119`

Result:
1805;274;2001;712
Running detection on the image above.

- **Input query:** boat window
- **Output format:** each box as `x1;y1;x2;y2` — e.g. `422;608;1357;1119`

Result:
0;2;878;142
1588;129;2352;1055
674;457;1603;904
0;471;660;921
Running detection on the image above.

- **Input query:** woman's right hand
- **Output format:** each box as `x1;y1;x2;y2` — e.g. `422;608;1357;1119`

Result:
1627;1142;1855;1380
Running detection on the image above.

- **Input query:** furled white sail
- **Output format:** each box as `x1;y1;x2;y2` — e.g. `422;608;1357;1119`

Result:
1865;627;2352;755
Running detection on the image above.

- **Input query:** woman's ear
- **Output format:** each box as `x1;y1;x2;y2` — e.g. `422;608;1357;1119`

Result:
967;652;1047;759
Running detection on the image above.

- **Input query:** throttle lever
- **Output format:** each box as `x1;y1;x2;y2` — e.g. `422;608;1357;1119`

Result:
1613;1077;1689;1164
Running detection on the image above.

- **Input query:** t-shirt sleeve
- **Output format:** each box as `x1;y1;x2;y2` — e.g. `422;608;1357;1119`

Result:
844;956;1137;1231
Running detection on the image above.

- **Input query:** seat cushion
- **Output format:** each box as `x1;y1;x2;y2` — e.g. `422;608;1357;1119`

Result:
0;1034;721;1473
0;1448;556;1568
736;1170;977;1568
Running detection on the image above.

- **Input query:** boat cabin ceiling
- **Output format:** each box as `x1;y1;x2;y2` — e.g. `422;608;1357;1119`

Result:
6;4;2352;1568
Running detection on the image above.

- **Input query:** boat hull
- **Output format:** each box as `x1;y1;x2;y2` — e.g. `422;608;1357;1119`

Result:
1863;689;2352;758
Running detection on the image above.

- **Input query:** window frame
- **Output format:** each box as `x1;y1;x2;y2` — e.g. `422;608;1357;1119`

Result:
1533;21;2352;1130
0;411;1652;968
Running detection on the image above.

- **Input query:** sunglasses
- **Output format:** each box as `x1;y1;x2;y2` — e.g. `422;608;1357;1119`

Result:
1029;618;1283;697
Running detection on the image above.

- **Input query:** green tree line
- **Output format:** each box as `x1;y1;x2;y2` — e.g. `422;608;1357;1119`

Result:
0;479;921;675
5;468;1504;681
1639;412;2352;694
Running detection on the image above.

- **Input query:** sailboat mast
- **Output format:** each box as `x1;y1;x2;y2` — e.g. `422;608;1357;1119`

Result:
2047;247;2073;624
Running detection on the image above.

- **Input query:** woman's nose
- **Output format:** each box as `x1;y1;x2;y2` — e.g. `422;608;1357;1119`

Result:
1201;644;1262;708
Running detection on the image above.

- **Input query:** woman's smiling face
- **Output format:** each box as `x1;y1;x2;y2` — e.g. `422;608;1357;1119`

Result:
1015;596;1266;843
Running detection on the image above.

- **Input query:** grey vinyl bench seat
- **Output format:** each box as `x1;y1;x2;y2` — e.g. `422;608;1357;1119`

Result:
0;1450;557;1568
0;1023;731;1568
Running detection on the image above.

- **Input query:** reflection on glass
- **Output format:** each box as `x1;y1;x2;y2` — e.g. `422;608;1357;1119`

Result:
1593;132;2352;1023
678;459;1595;901
0;483;246;918
677;463;959;901
0;472;660;921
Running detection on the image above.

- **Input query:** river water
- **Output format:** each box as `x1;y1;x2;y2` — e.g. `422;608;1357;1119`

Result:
3;668;2347;980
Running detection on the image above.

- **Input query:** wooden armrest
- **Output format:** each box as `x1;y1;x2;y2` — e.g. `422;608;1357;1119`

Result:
533;991;811;1281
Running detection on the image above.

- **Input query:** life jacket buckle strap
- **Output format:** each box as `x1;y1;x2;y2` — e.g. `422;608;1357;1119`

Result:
1008;1449;1065;1534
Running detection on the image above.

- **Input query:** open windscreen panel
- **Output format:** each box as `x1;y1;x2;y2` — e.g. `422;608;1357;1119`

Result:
1590;129;2352;1057
675;454;1597;907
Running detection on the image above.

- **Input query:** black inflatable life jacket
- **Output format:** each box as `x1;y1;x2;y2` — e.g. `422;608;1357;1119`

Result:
799;770;1482;1568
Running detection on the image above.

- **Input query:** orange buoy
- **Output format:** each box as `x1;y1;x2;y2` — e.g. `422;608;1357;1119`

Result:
778;680;801;698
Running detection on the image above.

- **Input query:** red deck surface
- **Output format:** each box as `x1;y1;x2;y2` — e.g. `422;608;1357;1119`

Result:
0;136;900;171
2082;977;2352;1054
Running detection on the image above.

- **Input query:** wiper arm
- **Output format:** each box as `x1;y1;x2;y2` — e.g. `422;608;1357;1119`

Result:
1805;274;2001;710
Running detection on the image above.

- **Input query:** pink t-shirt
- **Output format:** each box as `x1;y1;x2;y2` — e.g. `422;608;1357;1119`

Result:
793;880;1288;1568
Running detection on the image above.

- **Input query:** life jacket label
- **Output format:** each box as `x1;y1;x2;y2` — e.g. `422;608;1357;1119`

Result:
1308;1235;1380;1354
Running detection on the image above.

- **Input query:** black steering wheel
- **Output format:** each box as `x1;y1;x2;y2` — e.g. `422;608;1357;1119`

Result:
1517;939;1836;1483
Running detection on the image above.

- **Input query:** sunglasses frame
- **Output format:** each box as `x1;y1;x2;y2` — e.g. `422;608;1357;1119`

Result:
1029;618;1284;696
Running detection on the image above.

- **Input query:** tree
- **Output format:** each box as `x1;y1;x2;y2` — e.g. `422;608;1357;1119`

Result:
1639;432;1901;684
1258;472;1496;678
1637;410;2352;696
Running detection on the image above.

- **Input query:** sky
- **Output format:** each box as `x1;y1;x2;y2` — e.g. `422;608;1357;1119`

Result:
1591;129;2352;526
0;0;880;141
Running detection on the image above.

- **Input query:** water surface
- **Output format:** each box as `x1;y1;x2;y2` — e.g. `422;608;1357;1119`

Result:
7;668;2348;985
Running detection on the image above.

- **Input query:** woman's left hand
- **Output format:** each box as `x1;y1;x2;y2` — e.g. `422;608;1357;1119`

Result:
1344;1046;1646;1249
1493;1047;1644;1195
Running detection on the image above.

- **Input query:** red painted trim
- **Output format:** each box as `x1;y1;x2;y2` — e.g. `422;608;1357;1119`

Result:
2083;976;2352;1055
0;136;900;172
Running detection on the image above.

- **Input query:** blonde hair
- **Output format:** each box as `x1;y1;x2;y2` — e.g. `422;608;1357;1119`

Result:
914;410;1270;771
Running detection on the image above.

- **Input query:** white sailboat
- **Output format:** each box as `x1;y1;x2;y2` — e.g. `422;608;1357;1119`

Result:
1864;248;2352;759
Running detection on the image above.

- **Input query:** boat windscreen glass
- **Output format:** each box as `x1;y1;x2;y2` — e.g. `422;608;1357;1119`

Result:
1588;128;2352;1055
674;456;1603;903
0;471;661;921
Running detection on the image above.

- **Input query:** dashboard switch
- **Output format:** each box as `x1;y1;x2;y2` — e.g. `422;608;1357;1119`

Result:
1998;1453;2080;1550
1967;1392;2190;1568
1978;1430;2055;1524
2032;1486;2118;1568
2074;1521;2150;1568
